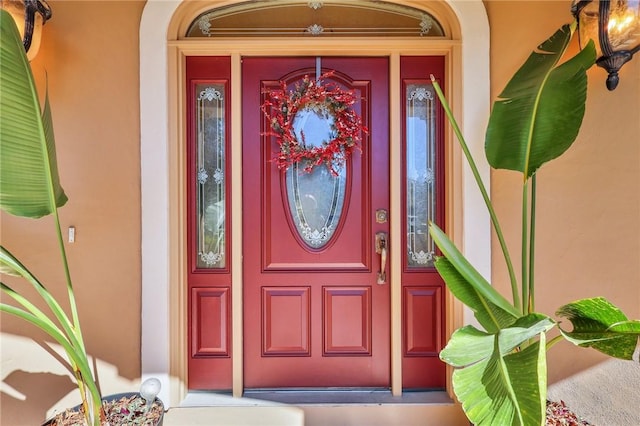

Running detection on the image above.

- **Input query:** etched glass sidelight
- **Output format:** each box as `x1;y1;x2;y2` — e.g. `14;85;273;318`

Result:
406;84;436;267
285;107;346;249
196;84;226;268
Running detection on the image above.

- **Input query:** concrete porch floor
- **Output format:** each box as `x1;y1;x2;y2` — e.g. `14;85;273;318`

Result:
162;355;640;426
547;358;640;426
162;391;469;426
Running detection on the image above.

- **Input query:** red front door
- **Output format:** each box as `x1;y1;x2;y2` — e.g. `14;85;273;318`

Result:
242;57;390;388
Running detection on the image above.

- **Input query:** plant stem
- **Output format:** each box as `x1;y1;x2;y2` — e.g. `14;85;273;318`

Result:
521;180;529;315
44;94;98;423
53;209;86;349
53;212;102;426
546;333;564;351
529;175;537;313
40;90;86;349
429;76;521;312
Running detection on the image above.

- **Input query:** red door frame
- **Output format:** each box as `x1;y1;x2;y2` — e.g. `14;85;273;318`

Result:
185;55;447;391
186;56;233;390
400;56;447;388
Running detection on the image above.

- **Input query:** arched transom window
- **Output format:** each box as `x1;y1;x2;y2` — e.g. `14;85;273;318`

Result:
185;0;446;38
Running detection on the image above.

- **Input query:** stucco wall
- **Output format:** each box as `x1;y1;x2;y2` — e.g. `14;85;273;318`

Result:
0;1;146;424
485;0;640;383
1;0;639;424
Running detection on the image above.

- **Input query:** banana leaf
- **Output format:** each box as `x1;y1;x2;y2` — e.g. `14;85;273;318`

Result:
441;314;555;426
434;256;518;333
0;9;67;218
430;223;520;320
485;24;596;178
556;297;640;360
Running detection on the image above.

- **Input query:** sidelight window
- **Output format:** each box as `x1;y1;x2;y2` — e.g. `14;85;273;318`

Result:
195;83;227;269
405;83;437;268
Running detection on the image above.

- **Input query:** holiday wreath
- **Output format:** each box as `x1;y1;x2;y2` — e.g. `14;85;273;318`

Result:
262;72;367;175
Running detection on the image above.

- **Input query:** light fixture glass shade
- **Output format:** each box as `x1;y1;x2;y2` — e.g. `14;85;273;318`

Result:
573;0;640;90
0;0;51;60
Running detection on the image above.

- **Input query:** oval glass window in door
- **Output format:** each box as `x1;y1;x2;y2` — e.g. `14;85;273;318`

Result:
285;107;347;249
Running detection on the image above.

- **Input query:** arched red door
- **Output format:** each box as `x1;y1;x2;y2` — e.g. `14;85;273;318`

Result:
242;57;390;387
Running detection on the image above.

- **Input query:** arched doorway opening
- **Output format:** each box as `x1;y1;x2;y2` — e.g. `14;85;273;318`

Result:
139;0;491;406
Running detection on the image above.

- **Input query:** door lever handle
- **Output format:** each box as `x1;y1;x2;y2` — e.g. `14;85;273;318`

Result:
375;232;388;285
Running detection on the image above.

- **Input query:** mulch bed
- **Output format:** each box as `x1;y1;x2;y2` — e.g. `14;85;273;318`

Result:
47;396;586;425
47;394;163;426
547;400;593;426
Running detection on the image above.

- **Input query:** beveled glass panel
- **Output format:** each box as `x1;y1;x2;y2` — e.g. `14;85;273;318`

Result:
406;84;436;267
185;1;445;38
286;107;346;249
196;84;226;268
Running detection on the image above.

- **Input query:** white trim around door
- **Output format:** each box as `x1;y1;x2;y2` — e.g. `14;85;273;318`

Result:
139;0;491;407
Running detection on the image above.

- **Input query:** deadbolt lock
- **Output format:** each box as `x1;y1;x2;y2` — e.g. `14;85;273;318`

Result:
375;209;388;223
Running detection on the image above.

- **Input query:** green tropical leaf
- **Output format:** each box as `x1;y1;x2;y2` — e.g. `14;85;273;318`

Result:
435;257;518;333
556;297;640;360
442;315;553;426
485;24;596;178
441;313;554;366
0;302;100;403
0;263;20;277
607;320;640;333
430;223;519;318
0;245;81;353
0;9;67;218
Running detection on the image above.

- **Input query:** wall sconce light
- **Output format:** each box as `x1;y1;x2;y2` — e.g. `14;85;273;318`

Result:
0;0;51;60
572;0;640;91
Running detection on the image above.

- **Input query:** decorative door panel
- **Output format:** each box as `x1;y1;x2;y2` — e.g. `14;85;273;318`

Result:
262;286;311;355
262;124;370;270
186;56;233;390
400;56;446;389
323;286;372;355
243;57;390;388
403;286;441;355
191;287;230;357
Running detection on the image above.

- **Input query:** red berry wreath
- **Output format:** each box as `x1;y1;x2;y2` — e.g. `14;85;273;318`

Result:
262;72;368;176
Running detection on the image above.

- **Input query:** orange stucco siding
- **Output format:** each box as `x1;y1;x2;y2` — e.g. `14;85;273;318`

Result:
1;1;639;424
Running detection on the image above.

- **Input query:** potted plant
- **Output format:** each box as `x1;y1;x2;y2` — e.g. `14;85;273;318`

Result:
0;9;164;426
429;20;640;426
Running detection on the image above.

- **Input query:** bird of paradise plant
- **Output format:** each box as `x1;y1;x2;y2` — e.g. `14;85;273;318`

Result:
429;21;640;426
0;9;104;425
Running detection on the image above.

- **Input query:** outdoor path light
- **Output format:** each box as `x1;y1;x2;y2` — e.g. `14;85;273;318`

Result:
0;0;51;60
572;0;640;90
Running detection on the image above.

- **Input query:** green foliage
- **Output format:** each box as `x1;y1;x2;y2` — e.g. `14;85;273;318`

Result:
443;315;553;426
429;21;640;426
485;24;595;179
0;11;67;217
430;224;520;326
557;297;639;360
433;256;518;333
0;9;103;426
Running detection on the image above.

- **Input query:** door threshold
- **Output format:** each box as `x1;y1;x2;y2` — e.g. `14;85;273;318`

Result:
245;388;451;405
182;389;452;407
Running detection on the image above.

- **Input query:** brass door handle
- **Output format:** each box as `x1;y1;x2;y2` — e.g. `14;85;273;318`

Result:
375;232;388;285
